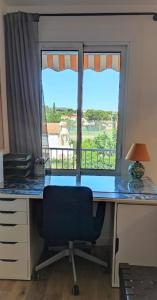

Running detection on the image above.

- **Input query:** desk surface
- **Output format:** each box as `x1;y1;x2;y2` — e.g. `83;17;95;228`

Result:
0;175;157;203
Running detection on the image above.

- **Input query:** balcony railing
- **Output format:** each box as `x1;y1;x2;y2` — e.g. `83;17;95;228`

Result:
42;147;116;170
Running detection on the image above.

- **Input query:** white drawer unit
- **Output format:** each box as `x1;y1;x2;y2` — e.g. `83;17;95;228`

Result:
0;224;28;242
0;242;28;260
0;211;27;224
0;260;28;280
0;198;27;211
0;198;30;280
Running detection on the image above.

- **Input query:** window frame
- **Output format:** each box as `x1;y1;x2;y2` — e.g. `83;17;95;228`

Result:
40;42;127;176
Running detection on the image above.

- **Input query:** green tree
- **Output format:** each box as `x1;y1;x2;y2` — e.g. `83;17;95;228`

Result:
51;111;62;122
94;130;117;149
67;108;76;116
45;105;62;123
85;109;114;121
53;102;56;113
82;138;96;149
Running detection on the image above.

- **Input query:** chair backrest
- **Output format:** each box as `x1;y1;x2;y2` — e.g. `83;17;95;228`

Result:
42;185;94;241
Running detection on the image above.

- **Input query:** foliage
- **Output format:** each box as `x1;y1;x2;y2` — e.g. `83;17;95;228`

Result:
57;108;76;116
82;138;96;149
94;129;117;149
80;129;117;169
44;105;77;123
44;104;118;170
85;109;117;122
45;105;62;123
44;105;118;125
81;129;117;150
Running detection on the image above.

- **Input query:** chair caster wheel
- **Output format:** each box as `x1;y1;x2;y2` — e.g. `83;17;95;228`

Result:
72;284;80;296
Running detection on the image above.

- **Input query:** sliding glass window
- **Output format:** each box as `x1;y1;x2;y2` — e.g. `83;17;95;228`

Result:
41;44;126;175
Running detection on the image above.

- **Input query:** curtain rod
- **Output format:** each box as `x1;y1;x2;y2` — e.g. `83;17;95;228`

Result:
40;12;157;21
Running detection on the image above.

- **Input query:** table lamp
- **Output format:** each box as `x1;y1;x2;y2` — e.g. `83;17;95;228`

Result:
125;143;150;179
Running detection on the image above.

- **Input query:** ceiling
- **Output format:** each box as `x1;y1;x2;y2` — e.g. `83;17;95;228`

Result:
3;0;157;6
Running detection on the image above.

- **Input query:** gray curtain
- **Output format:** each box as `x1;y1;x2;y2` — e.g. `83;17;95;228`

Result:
4;12;41;159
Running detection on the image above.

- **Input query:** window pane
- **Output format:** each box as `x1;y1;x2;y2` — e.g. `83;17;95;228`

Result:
42;51;78;170
81;52;120;170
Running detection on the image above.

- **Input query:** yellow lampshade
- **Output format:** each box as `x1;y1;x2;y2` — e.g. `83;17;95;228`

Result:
125;143;150;162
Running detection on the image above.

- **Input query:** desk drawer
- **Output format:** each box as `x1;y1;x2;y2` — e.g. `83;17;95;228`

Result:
0;242;28;260
0;260;28;279
0;198;27;211
0;225;28;242
0;212;27;224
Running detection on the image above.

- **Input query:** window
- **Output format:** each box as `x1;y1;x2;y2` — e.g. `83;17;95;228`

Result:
41;44;126;175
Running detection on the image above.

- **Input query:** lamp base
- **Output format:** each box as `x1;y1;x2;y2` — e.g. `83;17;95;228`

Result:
128;161;145;179
128;179;144;192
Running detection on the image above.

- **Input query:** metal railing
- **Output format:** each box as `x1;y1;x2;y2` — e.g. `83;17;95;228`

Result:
42;147;116;170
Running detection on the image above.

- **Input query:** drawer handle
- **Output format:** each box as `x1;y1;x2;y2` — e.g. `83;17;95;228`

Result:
0;224;17;227
0;223;17;227
0;199;16;202
0;211;17;214
0;242;17;244
0;259;17;262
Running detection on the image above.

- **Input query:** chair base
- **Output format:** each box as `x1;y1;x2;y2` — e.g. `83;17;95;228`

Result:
35;241;108;295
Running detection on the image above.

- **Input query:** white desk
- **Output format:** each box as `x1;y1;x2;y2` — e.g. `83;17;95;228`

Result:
0;175;157;286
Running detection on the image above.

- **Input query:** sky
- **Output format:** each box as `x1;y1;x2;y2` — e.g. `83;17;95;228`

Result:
42;68;120;111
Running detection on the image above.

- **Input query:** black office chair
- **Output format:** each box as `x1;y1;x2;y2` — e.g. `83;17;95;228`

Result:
35;185;107;295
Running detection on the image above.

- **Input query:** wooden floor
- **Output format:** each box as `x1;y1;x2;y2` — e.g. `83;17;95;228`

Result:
0;258;119;300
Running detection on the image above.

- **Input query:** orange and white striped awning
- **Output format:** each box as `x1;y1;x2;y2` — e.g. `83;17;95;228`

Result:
42;53;120;72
